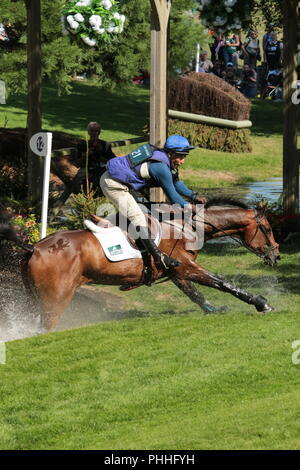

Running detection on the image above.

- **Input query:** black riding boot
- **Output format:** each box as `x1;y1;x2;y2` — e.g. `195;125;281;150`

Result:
137;226;181;270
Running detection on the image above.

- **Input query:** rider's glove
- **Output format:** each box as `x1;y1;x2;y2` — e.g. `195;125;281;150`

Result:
190;192;207;205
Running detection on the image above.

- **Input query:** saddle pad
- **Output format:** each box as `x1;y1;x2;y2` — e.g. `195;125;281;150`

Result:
84;219;161;262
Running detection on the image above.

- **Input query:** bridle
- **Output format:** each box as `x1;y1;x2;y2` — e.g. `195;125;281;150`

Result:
191;208;279;261
248;210;279;260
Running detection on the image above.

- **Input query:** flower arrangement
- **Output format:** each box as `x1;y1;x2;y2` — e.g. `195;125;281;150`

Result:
12;213;41;244
62;0;126;46
198;0;252;33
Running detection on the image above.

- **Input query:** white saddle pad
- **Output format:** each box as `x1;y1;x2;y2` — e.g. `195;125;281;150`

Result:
84;219;161;262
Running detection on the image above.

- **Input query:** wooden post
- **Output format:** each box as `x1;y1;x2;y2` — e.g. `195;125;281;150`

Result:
282;0;299;215
26;0;43;201
150;0;171;148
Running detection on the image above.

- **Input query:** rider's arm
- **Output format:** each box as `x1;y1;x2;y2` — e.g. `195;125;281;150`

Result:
173;179;194;199
148;162;190;207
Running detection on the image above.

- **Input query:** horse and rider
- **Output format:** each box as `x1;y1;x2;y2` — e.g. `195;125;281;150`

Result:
0;134;280;330
100;134;207;271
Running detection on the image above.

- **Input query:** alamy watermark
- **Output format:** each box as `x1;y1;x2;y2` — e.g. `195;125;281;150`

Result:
0;80;6;105
291;80;300;105
96;201;205;250
0;342;6;365
291;340;300;365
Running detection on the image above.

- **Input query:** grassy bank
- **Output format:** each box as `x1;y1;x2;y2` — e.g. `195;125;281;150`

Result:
0;242;299;450
2;81;298;189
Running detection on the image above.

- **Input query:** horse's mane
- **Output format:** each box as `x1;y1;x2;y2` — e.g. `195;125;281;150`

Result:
205;197;250;210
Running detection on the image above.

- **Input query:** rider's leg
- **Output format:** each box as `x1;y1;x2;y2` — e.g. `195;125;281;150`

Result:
136;225;180;270
100;172;181;270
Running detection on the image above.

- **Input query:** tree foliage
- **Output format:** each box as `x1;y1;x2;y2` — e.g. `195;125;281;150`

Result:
0;0;209;95
196;0;284;31
0;1;84;95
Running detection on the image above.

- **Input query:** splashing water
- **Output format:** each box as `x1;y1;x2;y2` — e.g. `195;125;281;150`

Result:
0;279;42;342
0;248;42;342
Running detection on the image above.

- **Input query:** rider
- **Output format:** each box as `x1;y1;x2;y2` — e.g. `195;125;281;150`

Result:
100;134;207;270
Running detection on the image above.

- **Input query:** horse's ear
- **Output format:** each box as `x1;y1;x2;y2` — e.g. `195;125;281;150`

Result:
256;200;267;213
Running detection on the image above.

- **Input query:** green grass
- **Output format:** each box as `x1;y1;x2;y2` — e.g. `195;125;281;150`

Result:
1;81;150;141
0;242;299;450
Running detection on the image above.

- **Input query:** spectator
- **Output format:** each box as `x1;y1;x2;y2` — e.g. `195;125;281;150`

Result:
215;32;225;64
199;51;213;73
232;31;242;68
208;26;218;62
0;20;18;52
263;23;275;53
222;62;238;87
212;59;224;78
223;31;240;65
74;121;116;193
240;64;257;98
0;23;9;43
241;30;261;69
264;31;283;71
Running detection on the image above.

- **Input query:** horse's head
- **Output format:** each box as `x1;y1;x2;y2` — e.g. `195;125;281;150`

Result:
243;202;280;266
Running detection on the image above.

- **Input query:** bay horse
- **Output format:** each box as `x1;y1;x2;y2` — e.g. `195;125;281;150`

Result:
0;199;280;331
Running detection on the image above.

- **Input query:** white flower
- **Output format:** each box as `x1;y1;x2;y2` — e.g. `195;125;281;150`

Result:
106;25;114;33
70;20;79;30
226;7;232;12
89;15;102;27
76;0;92;6
113;12;120;20
112;27;119;33
215;16;227;26
74;13;84;23
81;36;97;46
101;0;112;9
120;14;126;24
224;0;237;6
66;15;74;25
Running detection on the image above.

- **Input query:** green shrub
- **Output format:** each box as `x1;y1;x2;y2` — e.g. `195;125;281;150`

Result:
64;188;107;230
168;119;252;153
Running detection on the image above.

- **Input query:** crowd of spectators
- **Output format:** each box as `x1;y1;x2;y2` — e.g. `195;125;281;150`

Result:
198;24;286;100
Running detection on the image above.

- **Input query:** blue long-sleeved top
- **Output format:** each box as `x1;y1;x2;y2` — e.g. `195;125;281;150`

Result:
106;150;195;207
149;162;193;207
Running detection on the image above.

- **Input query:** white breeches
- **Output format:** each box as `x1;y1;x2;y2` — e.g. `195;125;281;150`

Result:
100;171;147;228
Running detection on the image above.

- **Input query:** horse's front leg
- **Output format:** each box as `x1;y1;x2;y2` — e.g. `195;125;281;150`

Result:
176;260;273;313
171;278;228;314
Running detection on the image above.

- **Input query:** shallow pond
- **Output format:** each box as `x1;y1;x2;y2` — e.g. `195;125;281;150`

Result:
203;177;300;205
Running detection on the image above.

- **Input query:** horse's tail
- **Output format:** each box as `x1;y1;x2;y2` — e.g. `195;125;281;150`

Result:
0;222;34;253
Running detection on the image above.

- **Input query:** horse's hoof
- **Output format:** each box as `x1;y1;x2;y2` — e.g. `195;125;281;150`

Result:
260;303;274;314
254;295;273;313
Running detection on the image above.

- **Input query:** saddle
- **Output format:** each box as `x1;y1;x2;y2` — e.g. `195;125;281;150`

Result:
86;212;162;290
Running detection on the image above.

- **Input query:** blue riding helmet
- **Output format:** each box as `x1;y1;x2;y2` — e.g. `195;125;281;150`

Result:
164;135;195;154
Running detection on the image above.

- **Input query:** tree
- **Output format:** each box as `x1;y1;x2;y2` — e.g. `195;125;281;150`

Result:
0;0;83;96
66;0;208;87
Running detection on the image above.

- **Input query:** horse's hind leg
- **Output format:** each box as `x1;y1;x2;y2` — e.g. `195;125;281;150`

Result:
39;288;77;331
177;260;273;313
172;278;228;313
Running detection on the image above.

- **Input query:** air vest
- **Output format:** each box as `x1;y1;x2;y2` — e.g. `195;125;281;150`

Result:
106;149;170;191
